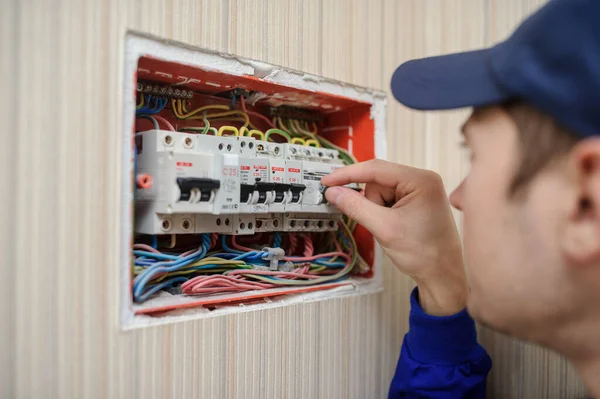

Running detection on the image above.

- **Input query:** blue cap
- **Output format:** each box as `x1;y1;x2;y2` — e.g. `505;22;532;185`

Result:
391;0;600;137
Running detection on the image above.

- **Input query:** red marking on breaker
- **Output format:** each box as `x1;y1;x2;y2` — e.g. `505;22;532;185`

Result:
254;165;267;170
288;167;301;173
222;167;238;176
176;161;193;167
271;166;284;172
240;165;251;171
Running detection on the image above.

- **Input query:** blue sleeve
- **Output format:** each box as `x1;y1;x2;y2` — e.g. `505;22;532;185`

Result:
389;288;492;399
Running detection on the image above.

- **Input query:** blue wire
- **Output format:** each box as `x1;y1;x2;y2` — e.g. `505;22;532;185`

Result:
221;235;244;254
151;236;158;249
133;250;181;261
136;96;168;115
273;233;281;248
136;95;152;114
137;277;189;303
314;259;346;268
133;234;211;301
233;251;267;261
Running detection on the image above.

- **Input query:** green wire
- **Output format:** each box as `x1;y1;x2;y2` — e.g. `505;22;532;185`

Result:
178;112;211;134
223;221;358;286
265;128;292;142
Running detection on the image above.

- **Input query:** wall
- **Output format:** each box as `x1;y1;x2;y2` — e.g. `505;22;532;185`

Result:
0;0;588;398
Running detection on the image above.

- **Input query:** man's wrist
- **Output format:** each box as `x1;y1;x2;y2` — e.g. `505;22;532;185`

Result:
414;275;468;316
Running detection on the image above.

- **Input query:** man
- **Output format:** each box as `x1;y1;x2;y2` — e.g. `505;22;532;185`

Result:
321;0;600;397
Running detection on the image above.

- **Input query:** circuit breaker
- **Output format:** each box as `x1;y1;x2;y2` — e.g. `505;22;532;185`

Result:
135;132;351;235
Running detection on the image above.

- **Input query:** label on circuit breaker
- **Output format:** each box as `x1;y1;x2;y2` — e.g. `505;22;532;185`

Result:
269;159;287;212
286;161;302;185
173;154;213;178
285;160;304;212
219;154;240;213
239;156;269;213
270;159;286;183
301;162;340;212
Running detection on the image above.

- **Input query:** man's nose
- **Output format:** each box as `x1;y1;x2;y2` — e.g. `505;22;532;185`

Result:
449;180;465;211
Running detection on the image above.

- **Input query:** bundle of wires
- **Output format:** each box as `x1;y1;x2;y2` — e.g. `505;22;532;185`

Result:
132;221;358;303
133;93;371;293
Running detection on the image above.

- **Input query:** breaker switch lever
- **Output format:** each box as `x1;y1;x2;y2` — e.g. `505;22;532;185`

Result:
254;182;277;204
240;184;255;204
289;184;306;203
176;177;220;203
273;183;292;204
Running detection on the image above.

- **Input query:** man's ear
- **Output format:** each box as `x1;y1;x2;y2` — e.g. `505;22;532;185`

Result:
563;138;600;266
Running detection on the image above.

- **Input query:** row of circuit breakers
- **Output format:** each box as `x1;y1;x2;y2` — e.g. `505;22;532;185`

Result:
135;130;359;235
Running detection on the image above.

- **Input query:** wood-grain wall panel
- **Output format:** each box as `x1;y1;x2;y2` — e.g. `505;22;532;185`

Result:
1;0;587;397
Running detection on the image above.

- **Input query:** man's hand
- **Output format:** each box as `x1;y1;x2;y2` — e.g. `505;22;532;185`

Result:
321;159;467;316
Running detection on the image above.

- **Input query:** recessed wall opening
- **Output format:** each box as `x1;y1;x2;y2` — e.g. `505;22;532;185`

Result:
122;34;386;327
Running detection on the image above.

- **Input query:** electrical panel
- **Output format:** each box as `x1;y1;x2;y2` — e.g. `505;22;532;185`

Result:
135;131;354;235
124;35;386;321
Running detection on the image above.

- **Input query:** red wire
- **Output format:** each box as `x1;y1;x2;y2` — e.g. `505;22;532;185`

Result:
240;96;276;129
240;95;247;112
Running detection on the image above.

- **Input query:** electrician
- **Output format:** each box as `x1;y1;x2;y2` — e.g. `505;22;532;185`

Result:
322;0;600;397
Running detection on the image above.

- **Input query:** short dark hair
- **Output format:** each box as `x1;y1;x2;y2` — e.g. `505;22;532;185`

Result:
502;100;579;195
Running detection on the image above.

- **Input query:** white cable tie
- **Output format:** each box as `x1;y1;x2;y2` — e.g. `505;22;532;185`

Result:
261;247;285;270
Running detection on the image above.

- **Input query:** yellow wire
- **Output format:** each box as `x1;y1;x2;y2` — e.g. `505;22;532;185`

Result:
171;99;229;119
206;111;250;128
276;117;293;135
291;137;306;145
304;139;320;147
210;116;258;130
149;258;250;282
239;127;249;137
136;93;144;109
248;129;265;140
218;126;239;136
292;119;314;137
291;119;358;163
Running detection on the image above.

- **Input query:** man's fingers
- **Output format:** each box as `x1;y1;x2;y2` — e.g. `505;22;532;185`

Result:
321;159;422;188
325;186;393;237
364;183;396;206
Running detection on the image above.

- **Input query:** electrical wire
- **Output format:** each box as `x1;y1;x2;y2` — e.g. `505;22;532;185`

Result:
265;128;292;142
136;115;159;130
133;220;360;302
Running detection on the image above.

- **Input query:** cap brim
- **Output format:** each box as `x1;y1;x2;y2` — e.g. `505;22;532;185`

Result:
391;49;511;110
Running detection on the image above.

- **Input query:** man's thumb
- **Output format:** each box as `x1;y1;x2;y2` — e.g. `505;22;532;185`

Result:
325;186;391;236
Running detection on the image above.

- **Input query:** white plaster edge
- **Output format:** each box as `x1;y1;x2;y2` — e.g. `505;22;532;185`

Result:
120;32;388;330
